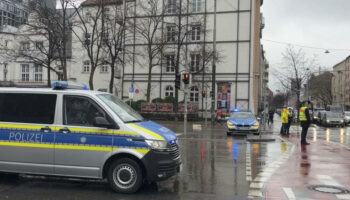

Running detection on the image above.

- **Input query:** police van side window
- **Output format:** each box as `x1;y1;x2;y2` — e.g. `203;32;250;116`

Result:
63;96;112;127
0;93;57;124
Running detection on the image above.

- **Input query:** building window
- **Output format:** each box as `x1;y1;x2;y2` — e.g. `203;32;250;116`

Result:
191;25;201;41
83;61;90;73
101;62;109;73
20;42;30;51
166;25;176;42
35;41;43;51
21;64;29;82
165;54;175;73
192;0;202;12
165;85;174;97
190;86;199;102
34;64;43;82
165;0;177;14
190;54;200;72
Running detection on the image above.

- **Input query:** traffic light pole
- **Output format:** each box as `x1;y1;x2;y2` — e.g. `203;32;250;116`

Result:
184;85;188;135
211;0;217;125
205;92;208;127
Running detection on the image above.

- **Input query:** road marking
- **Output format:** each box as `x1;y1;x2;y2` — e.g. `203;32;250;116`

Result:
282;187;296;199
336;194;350;200
248;189;263;197
316;175;342;187
250;182;264;189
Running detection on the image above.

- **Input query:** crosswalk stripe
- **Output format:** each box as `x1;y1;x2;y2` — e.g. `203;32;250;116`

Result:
282;187;296;199
316;175;342;187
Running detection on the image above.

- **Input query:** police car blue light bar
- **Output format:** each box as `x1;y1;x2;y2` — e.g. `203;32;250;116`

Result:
51;81;88;90
232;108;240;112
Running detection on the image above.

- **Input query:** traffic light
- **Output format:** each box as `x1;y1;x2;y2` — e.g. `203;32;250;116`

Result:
183;73;190;84
175;74;181;89
202;90;206;98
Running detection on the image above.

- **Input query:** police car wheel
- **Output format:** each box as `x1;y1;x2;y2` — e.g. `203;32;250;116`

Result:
108;158;143;193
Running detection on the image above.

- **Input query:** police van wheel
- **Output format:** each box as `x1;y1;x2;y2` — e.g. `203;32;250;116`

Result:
107;158;143;194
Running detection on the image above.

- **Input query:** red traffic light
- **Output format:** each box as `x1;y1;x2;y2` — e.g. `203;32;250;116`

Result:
202;90;206;97
183;73;190;84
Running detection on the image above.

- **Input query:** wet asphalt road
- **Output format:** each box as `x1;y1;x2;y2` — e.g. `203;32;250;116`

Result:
0;119;348;199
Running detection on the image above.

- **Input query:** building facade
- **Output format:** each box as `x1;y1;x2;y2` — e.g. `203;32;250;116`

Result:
0;0;30;30
0;0;265;115
71;0;264;114
333;56;350;110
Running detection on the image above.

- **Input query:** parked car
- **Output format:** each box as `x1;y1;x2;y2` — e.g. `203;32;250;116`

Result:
321;111;344;127
318;110;326;125
344;111;350;125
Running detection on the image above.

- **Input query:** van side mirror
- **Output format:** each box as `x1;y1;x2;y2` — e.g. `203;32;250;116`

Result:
93;117;114;129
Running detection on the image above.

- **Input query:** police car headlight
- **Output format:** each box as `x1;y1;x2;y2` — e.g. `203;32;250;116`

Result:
253;122;259;127
227;121;234;126
145;140;170;150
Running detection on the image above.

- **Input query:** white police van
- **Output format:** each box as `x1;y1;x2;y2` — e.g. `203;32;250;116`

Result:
0;82;181;193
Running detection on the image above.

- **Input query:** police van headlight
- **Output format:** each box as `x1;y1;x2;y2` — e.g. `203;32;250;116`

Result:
227;121;234;126
145;140;170;150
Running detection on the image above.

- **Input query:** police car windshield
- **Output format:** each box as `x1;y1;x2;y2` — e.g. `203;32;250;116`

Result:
97;94;144;123
230;112;255;119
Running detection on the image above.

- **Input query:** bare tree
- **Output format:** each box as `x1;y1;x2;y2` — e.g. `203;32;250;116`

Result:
132;0;167;102
102;2;133;94
273;46;317;108
69;0;106;90
309;72;332;107
163;0;213;112
16;1;63;86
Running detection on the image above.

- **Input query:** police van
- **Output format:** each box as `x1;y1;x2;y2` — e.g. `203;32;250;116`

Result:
0;82;181;193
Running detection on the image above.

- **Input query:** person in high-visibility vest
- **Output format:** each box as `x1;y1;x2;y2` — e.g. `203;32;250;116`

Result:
299;101;312;145
280;106;289;135
286;107;293;135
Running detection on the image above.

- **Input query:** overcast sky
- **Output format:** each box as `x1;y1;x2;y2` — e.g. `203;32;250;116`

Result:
261;0;350;92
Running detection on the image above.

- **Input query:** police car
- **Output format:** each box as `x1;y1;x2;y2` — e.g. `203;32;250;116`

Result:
226;109;260;135
0;82;181;193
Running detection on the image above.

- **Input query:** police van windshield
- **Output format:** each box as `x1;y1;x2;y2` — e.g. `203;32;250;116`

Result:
230;112;255;119
98;94;144;123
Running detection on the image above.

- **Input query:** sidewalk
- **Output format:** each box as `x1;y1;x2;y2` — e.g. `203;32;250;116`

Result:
262;117;350;200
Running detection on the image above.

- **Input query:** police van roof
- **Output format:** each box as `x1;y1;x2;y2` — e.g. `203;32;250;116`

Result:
0;87;106;95
0;81;107;95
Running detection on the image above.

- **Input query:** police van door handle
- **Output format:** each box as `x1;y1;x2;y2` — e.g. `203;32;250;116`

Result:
41;126;51;133
59;127;70;134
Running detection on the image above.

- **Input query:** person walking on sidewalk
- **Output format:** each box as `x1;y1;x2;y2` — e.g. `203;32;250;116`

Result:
268;109;274;125
299;101;311;145
280;106;289;135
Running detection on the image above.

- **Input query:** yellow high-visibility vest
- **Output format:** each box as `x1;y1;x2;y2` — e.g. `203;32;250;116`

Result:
299;107;307;121
281;109;289;123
